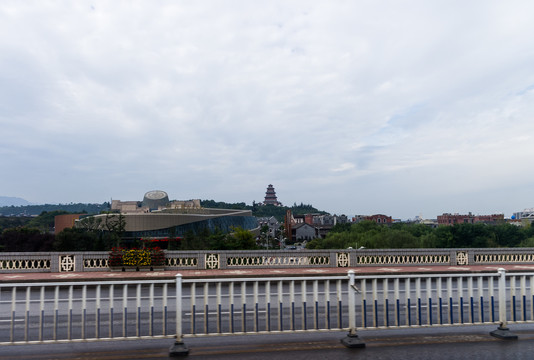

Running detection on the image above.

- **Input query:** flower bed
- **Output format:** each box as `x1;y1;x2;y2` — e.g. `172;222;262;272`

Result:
109;247;165;271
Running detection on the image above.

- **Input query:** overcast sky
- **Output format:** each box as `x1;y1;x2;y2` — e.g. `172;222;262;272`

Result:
1;1;534;219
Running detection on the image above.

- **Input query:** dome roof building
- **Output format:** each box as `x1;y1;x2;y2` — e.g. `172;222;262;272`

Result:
142;190;169;210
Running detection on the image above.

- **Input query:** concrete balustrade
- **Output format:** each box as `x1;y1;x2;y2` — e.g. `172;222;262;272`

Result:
1;248;534;273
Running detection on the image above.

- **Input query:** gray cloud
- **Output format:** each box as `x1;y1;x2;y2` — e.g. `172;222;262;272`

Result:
1;1;534;219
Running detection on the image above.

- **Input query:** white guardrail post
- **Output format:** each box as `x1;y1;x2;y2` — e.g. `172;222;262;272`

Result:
490;268;518;340
341;270;365;348
169;273;190;356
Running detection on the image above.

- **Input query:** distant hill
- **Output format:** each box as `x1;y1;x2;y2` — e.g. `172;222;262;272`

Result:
0;202;110;216
200;200;328;221
0;196;31;207
0;199;325;219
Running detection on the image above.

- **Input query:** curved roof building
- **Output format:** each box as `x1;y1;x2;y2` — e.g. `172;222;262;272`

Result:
80;191;258;239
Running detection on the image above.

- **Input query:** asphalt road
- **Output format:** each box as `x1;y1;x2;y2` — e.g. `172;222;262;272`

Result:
1;326;534;359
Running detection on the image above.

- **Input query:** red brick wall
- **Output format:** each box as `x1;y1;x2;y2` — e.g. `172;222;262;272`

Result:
54;214;83;235
365;214;392;224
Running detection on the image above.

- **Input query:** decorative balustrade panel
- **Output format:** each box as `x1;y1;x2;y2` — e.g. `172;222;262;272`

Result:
0;258;51;271
356;253;451;266
336;252;350;267
456;251;469;265
83;257;108;270
205;253;220;269
0;253;52;272
225;254;331;267
78;252;108;272
59;255;76;272
165;256;199;268
474;252;534;264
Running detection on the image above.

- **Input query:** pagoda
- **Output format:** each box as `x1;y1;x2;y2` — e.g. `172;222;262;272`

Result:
263;184;281;206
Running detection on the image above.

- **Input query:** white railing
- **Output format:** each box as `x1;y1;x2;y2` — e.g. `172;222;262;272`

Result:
0;279;180;345
0;269;529;354
0;274;348;354
342;269;527;343
181;275;347;336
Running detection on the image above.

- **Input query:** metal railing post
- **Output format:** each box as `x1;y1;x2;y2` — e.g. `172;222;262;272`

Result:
490;268;518;340
341;270;365;348
499;269;507;327
348;271;356;331
169;273;189;356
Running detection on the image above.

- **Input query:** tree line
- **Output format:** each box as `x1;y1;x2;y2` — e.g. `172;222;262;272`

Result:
201;200;327;221
166;227;258;251
0;210;70;251
0;210;258;252
306;221;534;249
0;202;110;217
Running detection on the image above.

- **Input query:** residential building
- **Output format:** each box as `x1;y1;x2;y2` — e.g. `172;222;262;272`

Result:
365;214;393;224
291;223;319;242
437;213;504;226
312;214;348;226
352;215;366;223
257;216;280;238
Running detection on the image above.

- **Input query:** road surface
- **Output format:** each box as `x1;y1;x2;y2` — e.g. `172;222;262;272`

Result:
0;326;533;359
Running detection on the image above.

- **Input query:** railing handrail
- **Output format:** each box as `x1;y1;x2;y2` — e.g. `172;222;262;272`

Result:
0;279;175;288
355;271;534;280
182;275;348;283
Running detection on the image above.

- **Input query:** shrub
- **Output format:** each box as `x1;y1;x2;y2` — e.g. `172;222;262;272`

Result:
108;247;165;267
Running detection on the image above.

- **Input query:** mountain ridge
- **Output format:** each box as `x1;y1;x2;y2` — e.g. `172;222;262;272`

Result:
0;196;32;207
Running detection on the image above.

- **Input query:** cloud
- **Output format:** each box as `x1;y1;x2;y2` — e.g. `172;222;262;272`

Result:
331;163;355;173
1;1;534;218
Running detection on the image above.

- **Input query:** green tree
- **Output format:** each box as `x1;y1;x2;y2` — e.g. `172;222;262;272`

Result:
449;224;491;248
77;216;103;232
492;223;525;247
53;228;100;251
519;236;534;247
226;227;257;250
305;220;534;250
104;213;126;248
329;222;352;233
26;210;69;233
0;216;32;233
0;227;54;251
307;232;348;249
419;232;439;248
207;229;228;250
434;226;453;248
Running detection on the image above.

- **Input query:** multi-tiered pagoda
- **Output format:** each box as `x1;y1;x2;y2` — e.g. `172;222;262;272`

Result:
263;184;281;206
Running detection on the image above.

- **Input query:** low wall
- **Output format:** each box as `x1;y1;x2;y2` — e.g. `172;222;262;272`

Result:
1;248;534;273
